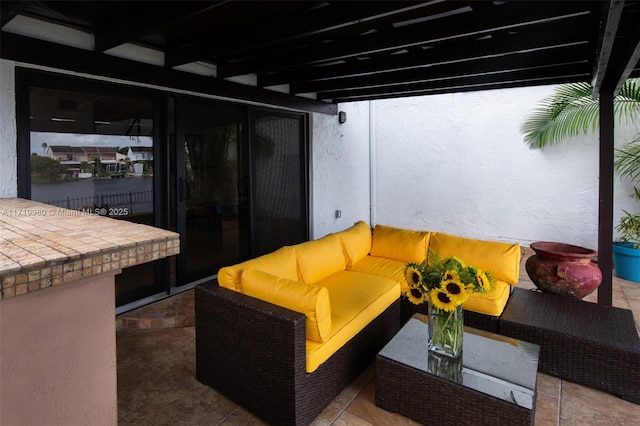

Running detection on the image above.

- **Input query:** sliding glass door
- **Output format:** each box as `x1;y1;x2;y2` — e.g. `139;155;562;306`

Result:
173;104;308;284
174;98;250;284
250;110;308;254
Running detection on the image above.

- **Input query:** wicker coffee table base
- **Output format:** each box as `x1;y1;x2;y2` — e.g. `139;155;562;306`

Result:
376;357;535;425
376;316;538;426
500;288;640;403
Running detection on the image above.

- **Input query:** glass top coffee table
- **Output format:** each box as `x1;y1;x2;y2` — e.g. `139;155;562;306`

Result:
375;314;540;425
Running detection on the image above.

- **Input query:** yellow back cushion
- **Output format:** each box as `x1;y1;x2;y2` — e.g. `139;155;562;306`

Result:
241;269;332;343
217;246;298;292
370;224;430;263
293;234;347;283
334;221;372;268
429;232;521;284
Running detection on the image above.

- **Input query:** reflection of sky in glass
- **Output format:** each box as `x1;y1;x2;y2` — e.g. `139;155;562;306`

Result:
30;132;152;155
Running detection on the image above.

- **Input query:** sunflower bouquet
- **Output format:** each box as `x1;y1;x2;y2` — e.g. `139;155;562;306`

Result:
404;249;494;310
404;249;495;357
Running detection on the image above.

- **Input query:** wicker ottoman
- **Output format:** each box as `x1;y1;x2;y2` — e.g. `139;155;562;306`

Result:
500;288;640;403
376;315;539;425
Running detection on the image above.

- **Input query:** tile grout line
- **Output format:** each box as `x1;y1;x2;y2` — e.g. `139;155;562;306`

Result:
124;339;237;424
116;346;174;422
556;379;563;426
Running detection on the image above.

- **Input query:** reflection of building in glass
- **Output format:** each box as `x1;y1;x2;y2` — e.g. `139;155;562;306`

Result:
46;145;84;164
44;145;152;177
47;145;117;163
127;146;153;161
127;146;154;176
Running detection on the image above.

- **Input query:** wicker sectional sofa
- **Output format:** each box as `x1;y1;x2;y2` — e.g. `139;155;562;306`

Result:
195;221;521;425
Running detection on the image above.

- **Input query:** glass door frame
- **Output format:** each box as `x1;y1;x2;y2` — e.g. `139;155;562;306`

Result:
174;95;189;285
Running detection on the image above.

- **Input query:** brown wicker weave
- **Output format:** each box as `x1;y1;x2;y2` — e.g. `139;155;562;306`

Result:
500;288;640;402
464;309;501;333
399;297;428;324
195;282;402;426
376;358;535;425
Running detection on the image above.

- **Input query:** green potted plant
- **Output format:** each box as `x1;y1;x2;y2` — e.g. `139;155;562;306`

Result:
612;211;640;281
520;78;640;282
612;144;640;282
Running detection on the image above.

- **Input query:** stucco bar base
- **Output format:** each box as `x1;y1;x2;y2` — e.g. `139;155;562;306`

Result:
0;198;180;425
1;272;119;425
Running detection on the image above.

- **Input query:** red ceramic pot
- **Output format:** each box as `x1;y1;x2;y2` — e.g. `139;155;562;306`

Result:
525;241;602;299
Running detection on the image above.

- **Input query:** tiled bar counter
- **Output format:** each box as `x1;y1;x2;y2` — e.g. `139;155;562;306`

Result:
0;198;179;425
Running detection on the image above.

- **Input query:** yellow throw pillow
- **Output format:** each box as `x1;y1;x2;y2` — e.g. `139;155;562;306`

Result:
429;232;521;284
335;221;372;268
217;246;298;292
241;269;332;343
370;224;430;263
293;234;347;283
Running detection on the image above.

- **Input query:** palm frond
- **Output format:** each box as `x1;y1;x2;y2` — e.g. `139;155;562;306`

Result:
614;134;640;181
618;79;640;102
615;79;640;125
521;78;640;150
521;82;598;149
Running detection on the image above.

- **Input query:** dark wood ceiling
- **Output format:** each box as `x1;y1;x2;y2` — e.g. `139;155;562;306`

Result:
2;1;639;113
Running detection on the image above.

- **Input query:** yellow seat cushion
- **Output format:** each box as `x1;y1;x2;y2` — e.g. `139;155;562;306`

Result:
463;280;511;316
351;255;407;286
217;246;298;292
334;221;372;268
293;234;347;283
241;269;332;343
429;232;521;284
305;271;400;372
370;225;430;263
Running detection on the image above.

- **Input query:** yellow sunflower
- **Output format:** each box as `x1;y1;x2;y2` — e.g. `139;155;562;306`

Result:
440;277;471;304
405;286;428;305
475;271;492;293
430;288;458;311
404;264;423;287
442;269;460;282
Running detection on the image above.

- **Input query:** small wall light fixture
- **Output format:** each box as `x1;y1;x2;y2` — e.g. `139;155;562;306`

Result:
338;111;347;124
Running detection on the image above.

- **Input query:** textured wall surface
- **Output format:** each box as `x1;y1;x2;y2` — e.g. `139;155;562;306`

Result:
312;86;639;249
1;274;118;425
0;60;17;198
311;102;372;239
372;87;639;249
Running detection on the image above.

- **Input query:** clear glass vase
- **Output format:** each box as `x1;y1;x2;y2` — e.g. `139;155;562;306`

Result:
428;304;463;358
427;350;463;383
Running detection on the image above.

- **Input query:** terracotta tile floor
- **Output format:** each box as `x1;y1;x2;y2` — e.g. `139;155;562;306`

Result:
117;252;640;425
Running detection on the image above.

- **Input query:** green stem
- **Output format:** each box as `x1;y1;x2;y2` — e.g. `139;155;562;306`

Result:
431;306;462;356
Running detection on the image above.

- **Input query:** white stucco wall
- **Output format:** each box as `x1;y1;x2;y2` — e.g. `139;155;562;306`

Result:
0;60;17;198
375;87;603;247
310;102;371;238
311;86;640;250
